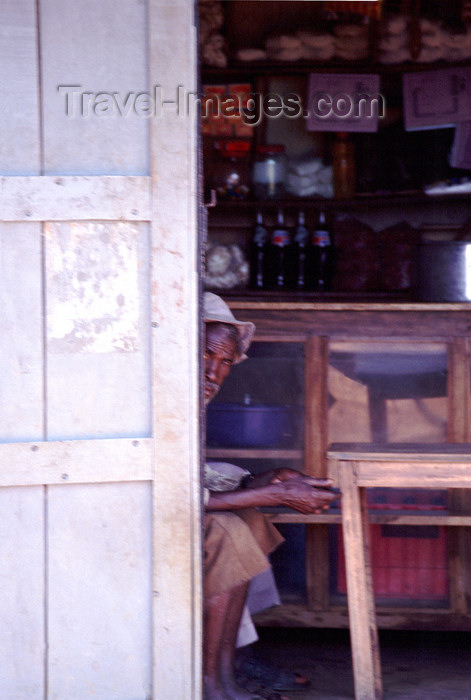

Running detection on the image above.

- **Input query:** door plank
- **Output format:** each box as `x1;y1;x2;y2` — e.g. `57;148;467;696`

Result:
0;222;43;441
0;0;40;174
44;221;152;441
0;176;151;221
48;482;152;699
0;438;152;486
40;0;149;175
0;487;45;700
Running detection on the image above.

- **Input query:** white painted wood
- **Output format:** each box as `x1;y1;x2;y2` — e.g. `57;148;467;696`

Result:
0;438;152;486
1;1;201;698
48;481;152;700
0;487;45;700
148;0;202;697
0;0;40;174
45;221;151;441
0;222;43;441
40;0;149;175
0;176;151;221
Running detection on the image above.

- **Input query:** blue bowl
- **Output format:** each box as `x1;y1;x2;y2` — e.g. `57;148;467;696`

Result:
206;403;294;448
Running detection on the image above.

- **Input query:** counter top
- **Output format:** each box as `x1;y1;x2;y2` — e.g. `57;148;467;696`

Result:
226;300;471;312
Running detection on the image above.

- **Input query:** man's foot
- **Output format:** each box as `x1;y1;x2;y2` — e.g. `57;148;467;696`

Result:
203;675;236;700
235;648;309;692
221;671;265;700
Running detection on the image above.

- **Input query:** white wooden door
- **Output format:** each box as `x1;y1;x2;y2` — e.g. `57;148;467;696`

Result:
0;1;201;698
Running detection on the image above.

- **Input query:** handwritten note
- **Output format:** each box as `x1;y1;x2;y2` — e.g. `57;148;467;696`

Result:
403;67;471;131
306;73;381;133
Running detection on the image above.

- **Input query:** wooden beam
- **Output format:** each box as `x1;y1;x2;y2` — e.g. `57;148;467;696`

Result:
148;0;201;698
268;512;471;526
0;438;152;486
447;337;471;615
254;604;471;631
0;175;151;221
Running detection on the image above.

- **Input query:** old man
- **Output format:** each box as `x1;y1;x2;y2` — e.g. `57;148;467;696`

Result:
203;293;338;700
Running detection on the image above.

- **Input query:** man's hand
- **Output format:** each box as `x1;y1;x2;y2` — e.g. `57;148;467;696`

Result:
206;465;340;513
269;468;333;491
272;479;339;514
245;467;333;490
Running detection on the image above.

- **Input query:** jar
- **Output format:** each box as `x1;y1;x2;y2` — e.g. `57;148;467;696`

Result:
252;144;287;200
211;140;251;200
333;132;355;199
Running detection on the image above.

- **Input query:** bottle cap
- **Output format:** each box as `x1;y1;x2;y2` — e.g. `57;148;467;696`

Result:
256;144;285;154
217;140;251;157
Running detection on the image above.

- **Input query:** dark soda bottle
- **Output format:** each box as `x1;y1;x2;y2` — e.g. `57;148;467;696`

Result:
291;211;309;290
250;211;269;289
308;210;333;291
267;209;291;289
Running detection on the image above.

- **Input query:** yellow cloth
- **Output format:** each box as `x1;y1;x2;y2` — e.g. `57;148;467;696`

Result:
204;508;284;600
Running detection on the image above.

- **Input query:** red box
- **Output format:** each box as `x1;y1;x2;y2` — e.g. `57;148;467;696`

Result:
335;489;449;602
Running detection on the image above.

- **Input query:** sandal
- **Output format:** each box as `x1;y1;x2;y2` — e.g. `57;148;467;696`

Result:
235;651;310;692
234;673;291;700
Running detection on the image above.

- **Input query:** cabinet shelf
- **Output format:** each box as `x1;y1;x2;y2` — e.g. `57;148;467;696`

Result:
202;58;471;82
206;447;303;459
266;510;471;526
207;290;410;304
209;190;471;212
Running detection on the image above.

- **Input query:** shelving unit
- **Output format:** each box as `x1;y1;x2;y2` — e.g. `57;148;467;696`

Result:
206;302;471;630
203;32;471;297
202;1;471;631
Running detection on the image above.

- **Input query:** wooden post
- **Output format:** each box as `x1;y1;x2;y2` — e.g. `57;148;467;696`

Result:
448;337;471;616
338;459;382;700
305;336;330;610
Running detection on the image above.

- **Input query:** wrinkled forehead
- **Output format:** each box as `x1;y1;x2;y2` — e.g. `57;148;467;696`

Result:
205;321;239;352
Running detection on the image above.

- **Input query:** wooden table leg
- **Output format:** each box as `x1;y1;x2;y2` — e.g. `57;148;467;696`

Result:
339;460;383;700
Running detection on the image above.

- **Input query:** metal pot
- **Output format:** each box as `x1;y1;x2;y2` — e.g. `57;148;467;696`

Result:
416;240;471;302
206;402;294;447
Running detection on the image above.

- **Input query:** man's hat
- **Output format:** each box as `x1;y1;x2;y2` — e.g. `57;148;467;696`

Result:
204;292;255;364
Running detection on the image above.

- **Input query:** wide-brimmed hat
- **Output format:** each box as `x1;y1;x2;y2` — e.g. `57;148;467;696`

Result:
204;292;255;363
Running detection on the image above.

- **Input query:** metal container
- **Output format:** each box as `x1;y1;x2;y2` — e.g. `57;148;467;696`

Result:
206;402;294;447
416;240;471;302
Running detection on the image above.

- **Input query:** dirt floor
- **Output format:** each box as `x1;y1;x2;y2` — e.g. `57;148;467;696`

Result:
252;627;471;699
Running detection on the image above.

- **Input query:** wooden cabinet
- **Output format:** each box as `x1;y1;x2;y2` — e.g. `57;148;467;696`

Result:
207;300;471;630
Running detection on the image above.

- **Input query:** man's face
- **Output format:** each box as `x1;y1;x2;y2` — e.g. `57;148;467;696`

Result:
204;323;238;405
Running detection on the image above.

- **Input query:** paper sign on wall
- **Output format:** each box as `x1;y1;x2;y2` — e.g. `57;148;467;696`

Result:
403;67;471;131
306;73;382;132
450;121;471;170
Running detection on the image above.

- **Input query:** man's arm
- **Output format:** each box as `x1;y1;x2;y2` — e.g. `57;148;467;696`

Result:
242;467;333;490
205;479;338;514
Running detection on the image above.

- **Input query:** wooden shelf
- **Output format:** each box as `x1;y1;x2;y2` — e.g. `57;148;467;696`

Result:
266;510;471;526
206;448;303;459
208;190;471;212
254;604;471;631
211;290;411;304
202;58;471;81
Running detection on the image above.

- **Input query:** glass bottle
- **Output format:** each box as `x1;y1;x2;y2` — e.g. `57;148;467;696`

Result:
308;210;333;291
267;209;291;289
252;144;287;200
291;211;310;290
212;140;251;200
250;210;269;289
